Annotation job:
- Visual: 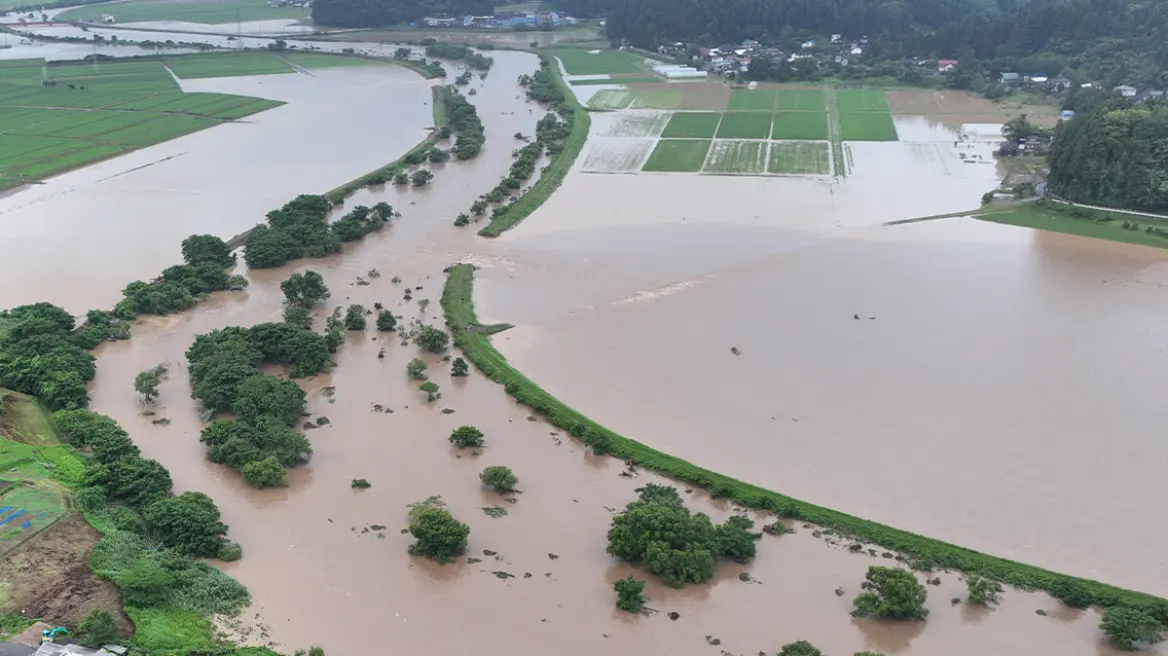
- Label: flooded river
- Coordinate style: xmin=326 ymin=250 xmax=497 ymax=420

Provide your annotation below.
xmin=0 ymin=27 xmax=1164 ymax=655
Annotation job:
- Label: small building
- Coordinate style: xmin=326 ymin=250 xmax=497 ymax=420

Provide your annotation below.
xmin=650 ymin=62 xmax=707 ymax=79
xmin=1028 ymin=75 xmax=1048 ymax=84
xmin=937 ymin=59 xmax=958 ymax=72
xmin=800 ymin=40 xmax=814 ymax=49
xmin=1114 ymin=84 xmax=1137 ymax=98
xmin=830 ymin=34 xmax=842 ymax=43
xmin=1000 ymin=72 xmax=1020 ymax=84
xmin=99 ymin=13 xmax=115 ymax=22
xmin=1060 ymin=110 xmax=1076 ymax=120
xmin=850 ymin=46 xmax=862 ymax=56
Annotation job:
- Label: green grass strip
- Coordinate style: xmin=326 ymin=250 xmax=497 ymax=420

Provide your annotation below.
xmin=569 ymin=77 xmax=660 ymax=86
xmin=442 ymin=262 xmax=1168 ymax=617
xmin=976 ymin=199 xmax=1168 ymax=249
xmin=478 ymin=54 xmax=590 ymax=237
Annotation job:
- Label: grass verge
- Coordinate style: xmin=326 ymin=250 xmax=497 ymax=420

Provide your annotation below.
xmin=442 ymin=263 xmax=1168 ymax=619
xmin=976 ymin=199 xmax=1168 ymax=249
xmin=478 ymin=54 xmax=591 ymax=237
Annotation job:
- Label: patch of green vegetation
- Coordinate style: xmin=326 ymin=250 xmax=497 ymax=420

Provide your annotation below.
xmin=59 ymin=0 xmax=307 ymax=25
xmin=976 ymin=200 xmax=1168 ymax=250
xmin=776 ymin=88 xmax=825 ymax=110
xmin=126 ymin=607 xmax=215 ymax=654
xmin=768 ymin=141 xmax=830 ymax=175
xmin=441 ymin=263 xmax=1168 ymax=623
xmin=703 ymin=140 xmax=767 ymax=174
xmin=835 ymin=89 xmax=890 ymax=112
xmin=838 ymin=112 xmax=898 ymax=141
xmin=279 ymin=52 xmax=380 ymax=69
xmin=544 ymin=47 xmax=646 ymax=75
xmin=586 ymin=87 xmax=683 ymax=110
xmin=727 ymin=89 xmax=775 ymax=111
xmin=770 ymin=111 xmax=828 ymax=140
xmin=165 ymin=52 xmax=294 ymax=80
xmin=715 ymin=111 xmax=773 ymax=139
xmin=641 ymin=139 xmax=711 ymax=172
xmin=569 ymin=76 xmax=660 ymax=86
xmin=660 ymin=111 xmax=720 ymax=138
xmin=0 ymin=613 xmax=36 ymax=639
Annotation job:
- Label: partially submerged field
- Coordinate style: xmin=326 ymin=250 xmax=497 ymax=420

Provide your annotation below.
xmin=58 ymin=0 xmax=307 ymax=24
xmin=0 ymin=53 xmax=372 ymax=190
xmin=977 ymin=200 xmax=1168 ymax=249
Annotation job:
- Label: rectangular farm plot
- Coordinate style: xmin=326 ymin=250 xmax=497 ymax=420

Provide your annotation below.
xmin=771 ymin=111 xmax=828 ymax=140
xmin=580 ymin=138 xmax=655 ymax=172
xmin=768 ymin=141 xmax=830 ymax=175
xmin=776 ymin=89 xmax=825 ymax=110
xmin=661 ymin=112 xmax=720 ymax=138
xmin=836 ymin=89 xmax=890 ymax=112
xmin=642 ymin=139 xmax=712 ymax=172
xmin=715 ymin=112 xmax=773 ymax=139
xmin=838 ymin=112 xmax=899 ymax=141
xmin=727 ymin=89 xmax=775 ymax=111
xmin=545 ymin=48 xmax=646 ymax=75
xmin=703 ymin=140 xmax=768 ymax=174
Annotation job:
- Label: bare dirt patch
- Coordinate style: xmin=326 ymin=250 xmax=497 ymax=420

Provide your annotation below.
xmin=0 ymin=513 xmax=131 ymax=635
xmin=886 ymin=89 xmax=1003 ymax=115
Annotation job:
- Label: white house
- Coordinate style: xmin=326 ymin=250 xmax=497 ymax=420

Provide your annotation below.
xmin=850 ymin=46 xmax=862 ymax=55
xmin=1114 ymin=84 xmax=1137 ymax=97
xmin=800 ymin=40 xmax=814 ymax=49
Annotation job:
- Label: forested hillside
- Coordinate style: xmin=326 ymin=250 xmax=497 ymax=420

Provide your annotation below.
xmin=313 ymin=0 xmax=493 ymax=28
xmin=1048 ymin=99 xmax=1168 ymax=213
xmin=606 ymin=0 xmax=1168 ymax=86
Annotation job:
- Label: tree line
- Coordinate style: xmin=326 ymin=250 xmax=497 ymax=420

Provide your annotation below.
xmin=244 ymin=194 xmax=393 ymax=269
xmin=312 ymin=0 xmax=492 ymax=28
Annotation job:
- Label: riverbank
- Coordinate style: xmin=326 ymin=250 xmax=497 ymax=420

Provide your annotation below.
xmin=478 ymin=53 xmax=590 ymax=237
xmin=442 ymin=262 xmax=1168 ymax=619
xmin=976 ymin=199 xmax=1168 ymax=249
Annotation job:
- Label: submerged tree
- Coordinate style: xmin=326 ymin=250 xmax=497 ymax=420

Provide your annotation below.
xmin=449 ymin=425 xmax=484 ymax=449
xmin=344 ymin=304 xmax=367 ymax=331
xmin=966 ymin=575 xmax=1002 ymax=606
xmin=406 ymin=358 xmax=428 ymax=380
xmin=777 ymin=641 xmax=822 ymax=656
xmin=852 ymin=566 xmax=928 ymax=620
xmin=479 ymin=465 xmax=517 ymax=492
xmin=281 ymin=271 xmax=330 ymax=309
xmin=1100 ymin=607 xmax=1163 ymax=651
xmin=419 ymin=381 xmax=440 ymax=402
xmin=451 ymin=357 xmax=469 ymax=377
xmin=134 ymin=362 xmax=168 ymax=405
xmin=408 ymin=507 xmax=469 ymax=563
xmin=614 ymin=576 xmax=646 ymax=613
xmin=411 ymin=169 xmax=434 ymax=187
xmin=415 ymin=325 xmax=449 ymax=353
xmin=376 ymin=310 xmax=397 ymax=332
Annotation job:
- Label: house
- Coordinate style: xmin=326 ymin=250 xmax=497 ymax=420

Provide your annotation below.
xmin=1000 ymin=72 xmax=1020 ymax=84
xmin=830 ymin=34 xmax=842 ymax=43
xmin=1028 ymin=75 xmax=1048 ymax=84
xmin=1114 ymin=84 xmax=1137 ymax=98
xmin=423 ymin=16 xmax=457 ymax=27
xmin=800 ymin=40 xmax=814 ymax=49
xmin=99 ymin=13 xmax=115 ymax=22
xmin=850 ymin=46 xmax=862 ymax=56
xmin=937 ymin=59 xmax=958 ymax=72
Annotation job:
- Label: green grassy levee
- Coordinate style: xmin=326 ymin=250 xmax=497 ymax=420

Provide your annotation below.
xmin=977 ymin=200 xmax=1168 ymax=249
xmin=441 ymin=263 xmax=1168 ymax=621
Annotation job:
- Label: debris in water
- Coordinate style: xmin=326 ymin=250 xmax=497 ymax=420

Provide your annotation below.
xmin=738 ymin=573 xmax=751 ymax=582
xmin=483 ymin=549 xmax=497 ymax=556
xmin=730 ymin=346 xmax=740 ymax=355
xmin=951 ymin=597 xmax=961 ymax=605
xmin=150 ymin=418 xmax=170 ymax=426
xmin=523 ymin=572 xmax=532 ymax=578
xmin=1035 ymin=609 xmax=1048 ymax=616
xmin=854 ymin=314 xmax=860 ymax=320
xmin=547 ymin=553 xmax=559 ymax=560
xmin=492 ymin=571 xmax=514 ymax=579
xmin=481 ymin=506 xmax=508 ymax=518
xmin=667 ymin=612 xmax=680 ymax=621
xmin=441 ymin=408 xmax=455 ymax=414
xmin=705 ymin=636 xmax=721 ymax=646
xmin=835 ymin=587 xmax=845 ymax=596
xmin=467 ymin=557 xmax=482 ymax=564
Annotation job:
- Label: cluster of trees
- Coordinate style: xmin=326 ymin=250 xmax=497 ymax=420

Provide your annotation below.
xmin=424 ymin=42 xmax=494 ymax=70
xmin=606 ymin=484 xmax=759 ymax=587
xmin=0 ymin=302 xmax=96 ymax=410
xmin=441 ymin=87 xmax=486 ymax=160
xmin=407 ymin=498 xmax=469 ymax=563
xmin=186 ymin=320 xmax=330 ymax=487
xmin=312 ymin=0 xmax=491 ymax=28
xmin=519 ymin=66 xmax=567 ymax=105
xmin=851 ymin=566 xmax=929 ymax=620
xmin=115 ymin=234 xmax=242 ymax=319
xmin=608 ymin=0 xmax=1168 ymax=89
xmin=391 ymin=47 xmax=448 ymax=78
xmin=244 ymin=196 xmax=392 ymax=269
xmin=1048 ymin=98 xmax=1168 ymax=213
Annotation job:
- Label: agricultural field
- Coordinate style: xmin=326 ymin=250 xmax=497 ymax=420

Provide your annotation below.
xmin=838 ymin=112 xmax=899 ymax=141
xmin=580 ymin=138 xmax=656 ymax=172
xmin=642 ymin=139 xmax=711 ymax=172
xmin=587 ymin=87 xmax=683 ymax=110
xmin=569 ymin=77 xmax=660 ymax=86
xmin=727 ymin=88 xmax=775 ymax=111
xmin=58 ymin=0 xmax=308 ymax=24
xmin=660 ymin=111 xmax=720 ymax=138
xmin=597 ymin=112 xmax=669 ymax=138
xmin=544 ymin=47 xmax=648 ymax=75
xmin=165 ymin=52 xmax=295 ymax=79
xmin=768 ymin=141 xmax=831 ymax=175
xmin=771 ymin=111 xmax=828 ymax=140
xmin=776 ymin=88 xmax=825 ymax=110
xmin=836 ymin=89 xmax=890 ymax=112
xmin=0 ymin=55 xmax=295 ymax=189
xmin=281 ymin=52 xmax=380 ymax=69
xmin=702 ymin=140 xmax=768 ymax=174
xmin=715 ymin=111 xmax=773 ymax=139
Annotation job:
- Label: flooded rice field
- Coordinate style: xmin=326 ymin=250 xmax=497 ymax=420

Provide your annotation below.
xmin=0 ymin=31 xmax=1165 ymax=655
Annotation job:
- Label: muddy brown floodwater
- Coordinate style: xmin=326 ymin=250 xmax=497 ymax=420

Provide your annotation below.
xmin=1 ymin=39 xmax=1163 ymax=655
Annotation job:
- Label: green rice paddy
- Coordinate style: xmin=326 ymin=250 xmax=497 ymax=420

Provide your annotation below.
xmin=776 ymin=88 xmax=825 ymax=110
xmin=771 ymin=111 xmax=828 ymax=140
xmin=641 ymin=139 xmax=711 ymax=172
xmin=545 ymin=48 xmax=648 ymax=75
xmin=838 ymin=112 xmax=899 ymax=141
xmin=569 ymin=76 xmax=661 ymax=86
xmin=727 ymin=89 xmax=775 ymax=111
xmin=660 ymin=111 xmax=720 ymax=138
xmin=58 ymin=0 xmax=307 ymax=25
xmin=768 ymin=141 xmax=831 ymax=175
xmin=0 ymin=54 xmax=312 ymax=189
xmin=281 ymin=52 xmax=381 ymax=69
xmin=835 ymin=88 xmax=890 ymax=112
xmin=715 ymin=111 xmax=773 ymax=139
xmin=703 ymin=140 xmax=767 ymax=174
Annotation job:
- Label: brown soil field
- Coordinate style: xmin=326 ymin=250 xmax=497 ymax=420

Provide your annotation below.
xmin=635 ymin=81 xmax=730 ymax=110
xmin=886 ymin=89 xmax=1060 ymax=127
xmin=0 ymin=513 xmax=131 ymax=636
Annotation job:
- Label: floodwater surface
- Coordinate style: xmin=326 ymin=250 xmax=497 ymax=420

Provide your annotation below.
xmin=0 ymin=31 xmax=1163 ymax=656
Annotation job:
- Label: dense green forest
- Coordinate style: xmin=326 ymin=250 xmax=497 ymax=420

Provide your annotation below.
xmin=1048 ymin=96 xmax=1168 ymax=213
xmin=607 ymin=0 xmax=1168 ymax=87
xmin=312 ymin=0 xmax=492 ymax=28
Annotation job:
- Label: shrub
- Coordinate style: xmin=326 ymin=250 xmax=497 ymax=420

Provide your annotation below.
xmin=415 ymin=325 xmax=449 ymax=353
xmin=852 ymin=566 xmax=928 ymax=620
xmin=480 ymin=466 xmax=517 ymax=492
xmin=376 ymin=310 xmax=397 ymax=332
xmin=77 ymin=609 xmax=118 ymax=647
xmin=242 ymin=456 xmax=286 ymax=488
xmin=1100 ymin=607 xmax=1163 ymax=651
xmin=451 ymin=357 xmax=469 ymax=376
xmin=344 ymin=304 xmax=367 ymax=330
xmin=449 ymin=425 xmax=485 ymax=448
xmin=614 ymin=576 xmax=645 ymax=613
xmin=394 ymin=171 xmax=409 ymax=185
xmin=1051 ymin=578 xmax=1094 ymax=609
xmin=218 ymin=541 xmax=243 ymax=562
xmin=966 ymin=575 xmax=1002 ymax=606
xmin=406 ymin=358 xmax=428 ymax=380
xmin=281 ymin=271 xmax=330 ymax=308
xmin=419 ymin=381 xmax=440 ymax=402
xmin=352 ymin=478 xmax=371 ymax=489
xmin=778 ymin=641 xmax=822 ymax=656
xmin=408 ymin=507 xmax=469 ymax=563
xmin=411 ymin=169 xmax=434 ymax=186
